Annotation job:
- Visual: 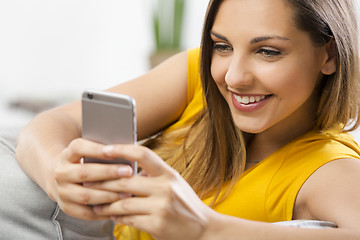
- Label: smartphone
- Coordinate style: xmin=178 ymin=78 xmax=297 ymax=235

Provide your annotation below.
xmin=81 ymin=89 xmax=137 ymax=173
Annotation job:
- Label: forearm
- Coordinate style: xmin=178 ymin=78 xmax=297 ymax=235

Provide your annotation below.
xmin=202 ymin=212 xmax=360 ymax=240
xmin=16 ymin=104 xmax=81 ymax=200
xmin=16 ymin=51 xmax=189 ymax=201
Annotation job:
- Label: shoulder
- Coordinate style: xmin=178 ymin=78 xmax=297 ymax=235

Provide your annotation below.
xmin=273 ymin=128 xmax=360 ymax=222
xmin=162 ymin=48 xmax=204 ymax=133
xmin=275 ymin=129 xmax=360 ymax=182
xmin=295 ymin=158 xmax=360 ymax=228
xmin=286 ymin=128 xmax=360 ymax=165
xmin=186 ymin=48 xmax=202 ymax=98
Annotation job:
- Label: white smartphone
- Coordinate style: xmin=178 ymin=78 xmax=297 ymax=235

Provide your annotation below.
xmin=81 ymin=89 xmax=137 ymax=173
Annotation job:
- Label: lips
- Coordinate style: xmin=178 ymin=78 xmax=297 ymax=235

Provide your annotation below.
xmin=231 ymin=93 xmax=272 ymax=112
xmin=233 ymin=95 xmax=266 ymax=104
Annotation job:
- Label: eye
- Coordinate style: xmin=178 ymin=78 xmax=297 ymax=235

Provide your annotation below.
xmin=213 ymin=43 xmax=233 ymax=55
xmin=256 ymin=48 xmax=282 ymax=59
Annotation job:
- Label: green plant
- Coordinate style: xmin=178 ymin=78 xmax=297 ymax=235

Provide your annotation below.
xmin=153 ymin=0 xmax=185 ymax=51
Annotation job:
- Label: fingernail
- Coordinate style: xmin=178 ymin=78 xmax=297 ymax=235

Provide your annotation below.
xmin=118 ymin=192 xmax=132 ymax=199
xmin=93 ymin=205 xmax=102 ymax=213
xmin=103 ymin=145 xmax=114 ymax=156
xmin=117 ymin=166 xmax=132 ymax=176
xmin=82 ymin=182 xmax=93 ymax=187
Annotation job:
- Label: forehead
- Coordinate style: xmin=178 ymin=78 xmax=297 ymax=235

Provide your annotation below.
xmin=213 ymin=0 xmax=298 ymax=39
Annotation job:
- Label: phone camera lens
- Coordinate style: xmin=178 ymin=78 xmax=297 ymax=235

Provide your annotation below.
xmin=87 ymin=93 xmax=93 ymax=99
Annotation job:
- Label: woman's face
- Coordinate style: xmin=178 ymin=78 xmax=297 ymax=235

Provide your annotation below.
xmin=210 ymin=0 xmax=331 ymax=135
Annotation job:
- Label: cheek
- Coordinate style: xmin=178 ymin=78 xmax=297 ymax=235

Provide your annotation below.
xmin=262 ymin=62 xmax=318 ymax=98
xmin=210 ymin=56 xmax=229 ymax=85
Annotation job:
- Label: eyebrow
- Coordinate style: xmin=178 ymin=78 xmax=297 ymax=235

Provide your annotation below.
xmin=250 ymin=36 xmax=290 ymax=44
xmin=210 ymin=31 xmax=229 ymax=42
xmin=210 ymin=31 xmax=290 ymax=44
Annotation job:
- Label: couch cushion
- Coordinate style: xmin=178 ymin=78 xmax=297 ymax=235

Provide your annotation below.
xmin=0 ymin=128 xmax=115 ymax=239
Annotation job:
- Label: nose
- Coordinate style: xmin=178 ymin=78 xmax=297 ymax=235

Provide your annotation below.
xmin=225 ymin=54 xmax=254 ymax=88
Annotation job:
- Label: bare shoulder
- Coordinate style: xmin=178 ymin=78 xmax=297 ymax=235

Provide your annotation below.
xmin=294 ymin=158 xmax=360 ymax=229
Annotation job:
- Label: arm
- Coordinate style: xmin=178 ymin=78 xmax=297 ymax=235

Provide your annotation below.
xmin=202 ymin=215 xmax=359 ymax=240
xmin=16 ymin=50 xmax=189 ymax=202
xmin=90 ymin=144 xmax=360 ymax=239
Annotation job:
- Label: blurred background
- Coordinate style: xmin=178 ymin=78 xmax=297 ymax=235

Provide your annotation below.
xmin=0 ymin=0 xmax=360 ymax=141
xmin=0 ymin=0 xmax=208 ymax=128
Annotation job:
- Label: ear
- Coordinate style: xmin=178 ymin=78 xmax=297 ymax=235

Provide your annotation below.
xmin=321 ymin=38 xmax=337 ymax=75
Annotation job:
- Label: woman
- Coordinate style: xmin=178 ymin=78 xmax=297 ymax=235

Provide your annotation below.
xmin=17 ymin=0 xmax=360 ymax=239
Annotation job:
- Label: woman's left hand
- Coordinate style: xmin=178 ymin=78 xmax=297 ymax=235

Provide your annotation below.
xmin=87 ymin=144 xmax=211 ymax=240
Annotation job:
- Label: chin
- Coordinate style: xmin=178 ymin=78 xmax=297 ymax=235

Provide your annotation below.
xmin=231 ymin=115 xmax=269 ymax=134
xmin=234 ymin=123 xmax=268 ymax=134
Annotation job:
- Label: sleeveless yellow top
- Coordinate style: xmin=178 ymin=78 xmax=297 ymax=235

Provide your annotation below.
xmin=114 ymin=48 xmax=360 ymax=239
xmin=163 ymin=48 xmax=204 ymax=133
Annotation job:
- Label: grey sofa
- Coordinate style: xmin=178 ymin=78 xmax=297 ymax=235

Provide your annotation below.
xmin=0 ymin=128 xmax=115 ymax=240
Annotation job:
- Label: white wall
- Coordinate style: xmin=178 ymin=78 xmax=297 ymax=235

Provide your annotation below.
xmin=0 ymin=0 xmax=360 ymax=135
xmin=0 ymin=0 xmax=208 ymax=100
xmin=0 ymin=0 xmax=208 ymax=127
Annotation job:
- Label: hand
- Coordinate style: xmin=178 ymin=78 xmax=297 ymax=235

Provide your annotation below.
xmin=53 ymin=138 xmax=134 ymax=220
xmin=88 ymin=144 xmax=212 ymax=240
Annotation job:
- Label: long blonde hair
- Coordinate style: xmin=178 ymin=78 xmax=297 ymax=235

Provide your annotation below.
xmin=147 ymin=0 xmax=360 ymax=205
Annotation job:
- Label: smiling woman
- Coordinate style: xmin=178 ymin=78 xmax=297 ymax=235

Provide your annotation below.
xmin=14 ymin=0 xmax=360 ymax=239
xmin=111 ymin=0 xmax=360 ymax=238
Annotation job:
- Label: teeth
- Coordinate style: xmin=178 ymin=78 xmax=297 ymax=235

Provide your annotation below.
xmin=234 ymin=95 xmax=266 ymax=104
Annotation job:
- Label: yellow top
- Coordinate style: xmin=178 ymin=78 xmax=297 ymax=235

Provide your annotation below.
xmin=202 ymin=125 xmax=360 ymax=222
xmin=114 ymin=48 xmax=360 ymax=239
xmin=163 ymin=48 xmax=204 ymax=132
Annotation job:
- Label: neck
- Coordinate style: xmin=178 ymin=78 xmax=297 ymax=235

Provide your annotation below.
xmin=246 ymin=124 xmax=314 ymax=164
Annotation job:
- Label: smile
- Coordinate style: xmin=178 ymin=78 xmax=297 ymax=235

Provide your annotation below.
xmin=233 ymin=95 xmax=266 ymax=104
xmin=231 ymin=93 xmax=272 ymax=112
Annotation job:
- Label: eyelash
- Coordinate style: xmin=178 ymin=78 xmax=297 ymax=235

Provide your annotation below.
xmin=213 ymin=42 xmax=282 ymax=59
xmin=213 ymin=43 xmax=233 ymax=54
xmin=256 ymin=48 xmax=282 ymax=58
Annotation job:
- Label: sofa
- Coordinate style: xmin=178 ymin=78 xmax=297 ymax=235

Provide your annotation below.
xmin=0 ymin=127 xmax=115 ymax=239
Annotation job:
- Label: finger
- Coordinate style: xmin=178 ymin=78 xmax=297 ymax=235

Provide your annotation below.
xmin=63 ymin=138 xmax=113 ymax=164
xmin=58 ymin=200 xmax=108 ymax=221
xmin=55 ymin=161 xmax=133 ymax=183
xmin=103 ymin=144 xmax=172 ymax=177
xmin=58 ymin=182 xmax=122 ymax=205
xmin=138 ymin=170 xmax=148 ymax=176
xmin=94 ymin=196 xmax=154 ymax=216
xmin=83 ymin=175 xmax=157 ymax=196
